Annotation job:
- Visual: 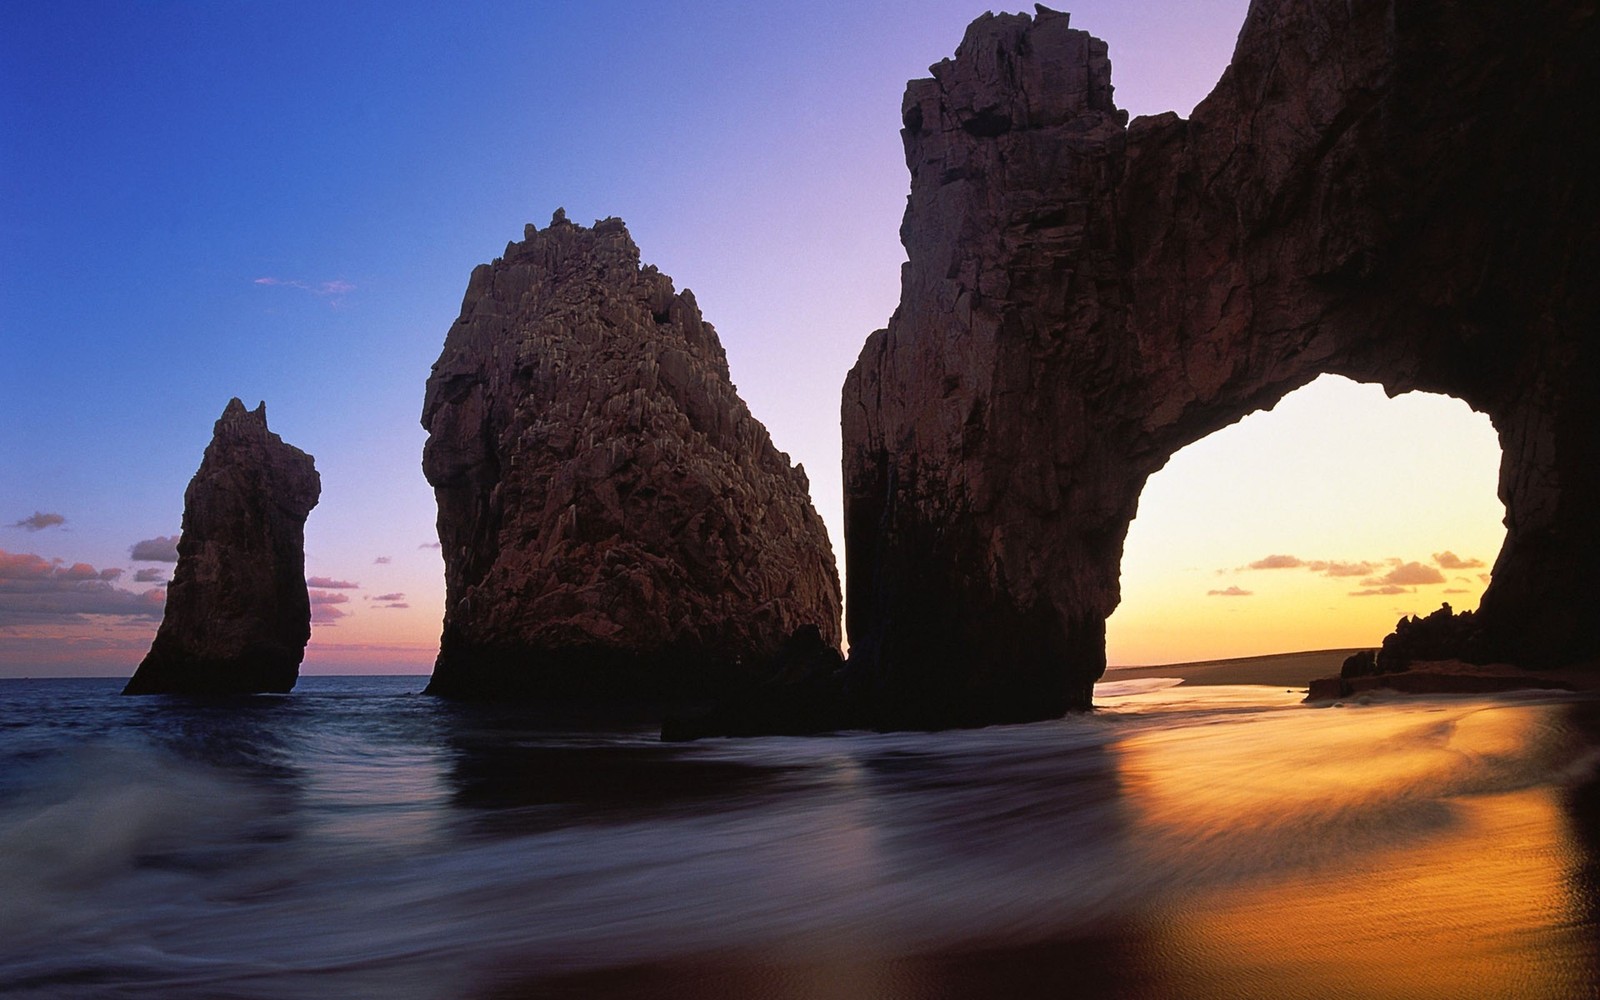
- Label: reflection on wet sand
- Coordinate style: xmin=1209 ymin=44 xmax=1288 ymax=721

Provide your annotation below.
xmin=496 ymin=695 xmax=1600 ymax=1000
xmin=4 ymin=678 xmax=1595 ymax=999
xmin=1160 ymin=790 xmax=1598 ymax=999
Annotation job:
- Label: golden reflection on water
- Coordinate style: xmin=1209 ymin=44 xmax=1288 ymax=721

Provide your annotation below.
xmin=1113 ymin=699 xmax=1597 ymax=999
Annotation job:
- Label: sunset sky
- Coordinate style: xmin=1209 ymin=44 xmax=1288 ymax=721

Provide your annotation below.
xmin=1 ymin=1 xmax=1507 ymax=678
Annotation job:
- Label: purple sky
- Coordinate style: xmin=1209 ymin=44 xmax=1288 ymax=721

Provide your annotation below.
xmin=5 ymin=2 xmax=1504 ymax=676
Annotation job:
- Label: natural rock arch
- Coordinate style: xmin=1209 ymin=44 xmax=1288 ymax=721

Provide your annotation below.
xmin=842 ymin=2 xmax=1598 ymax=728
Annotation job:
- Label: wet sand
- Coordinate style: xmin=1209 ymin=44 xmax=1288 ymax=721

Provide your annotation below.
xmin=484 ymin=690 xmax=1600 ymax=1000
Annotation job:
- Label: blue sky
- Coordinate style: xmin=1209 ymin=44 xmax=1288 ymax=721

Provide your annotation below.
xmin=3 ymin=2 xmax=1506 ymax=675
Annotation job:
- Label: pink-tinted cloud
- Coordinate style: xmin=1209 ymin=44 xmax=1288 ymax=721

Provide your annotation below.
xmin=1433 ymin=551 xmax=1486 ymax=570
xmin=1309 ymin=560 xmax=1382 ymax=578
xmin=1236 ymin=555 xmax=1384 ymax=578
xmin=370 ymin=592 xmax=405 ymax=602
xmin=130 ymin=535 xmax=180 ymax=562
xmin=307 ymin=576 xmax=359 ymax=589
xmin=0 ymin=551 xmax=56 ymax=580
xmin=419 ymin=542 xmax=440 ymax=550
xmin=1349 ymin=584 xmax=1412 ymax=597
xmin=309 ymin=589 xmax=349 ymax=624
xmin=374 ymin=555 xmax=392 ymax=564
xmin=1248 ymin=554 xmax=1304 ymax=570
xmin=1361 ymin=562 xmax=1447 ymax=587
xmin=1207 ymin=586 xmax=1253 ymax=597
xmin=0 ymin=548 xmax=166 ymax=624
xmin=11 ymin=511 xmax=65 ymax=532
xmin=133 ymin=567 xmax=166 ymax=583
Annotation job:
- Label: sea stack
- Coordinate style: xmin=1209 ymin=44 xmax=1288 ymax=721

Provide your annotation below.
xmin=124 ymin=399 xmax=321 ymax=695
xmin=421 ymin=211 xmax=842 ymax=702
xmin=843 ymin=2 xmax=1598 ymax=727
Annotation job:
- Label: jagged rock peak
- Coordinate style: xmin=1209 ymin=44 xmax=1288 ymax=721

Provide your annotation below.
xmin=908 ymin=4 xmax=1123 ymax=140
xmin=422 ymin=214 xmax=842 ymax=703
xmin=124 ymin=398 xmax=321 ymax=695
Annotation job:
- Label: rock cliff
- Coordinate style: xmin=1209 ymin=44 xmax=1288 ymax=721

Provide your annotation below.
xmin=124 ymin=399 xmax=321 ymax=695
xmin=843 ymin=2 xmax=1599 ymax=727
xmin=422 ymin=211 xmax=842 ymax=702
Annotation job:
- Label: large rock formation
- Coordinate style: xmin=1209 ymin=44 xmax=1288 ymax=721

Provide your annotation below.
xmin=843 ymin=2 xmax=1599 ymax=727
xmin=422 ymin=211 xmax=842 ymax=702
xmin=124 ymin=399 xmax=321 ymax=695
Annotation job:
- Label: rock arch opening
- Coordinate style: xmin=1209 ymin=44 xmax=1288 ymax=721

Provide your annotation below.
xmin=841 ymin=2 xmax=1596 ymax=728
xmin=1106 ymin=375 xmax=1506 ymax=668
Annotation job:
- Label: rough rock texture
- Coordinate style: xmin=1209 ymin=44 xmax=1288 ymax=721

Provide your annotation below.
xmin=422 ymin=211 xmax=842 ymax=702
xmin=843 ymin=2 xmax=1599 ymax=727
xmin=124 ymin=399 xmax=321 ymax=695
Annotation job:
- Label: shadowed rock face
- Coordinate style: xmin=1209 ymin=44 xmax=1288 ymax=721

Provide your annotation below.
xmin=124 ymin=399 xmax=320 ymax=695
xmin=422 ymin=212 xmax=842 ymax=702
xmin=843 ymin=2 xmax=1599 ymax=727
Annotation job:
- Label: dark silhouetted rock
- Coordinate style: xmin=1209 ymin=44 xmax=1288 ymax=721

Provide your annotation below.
xmin=661 ymin=625 xmax=856 ymax=741
xmin=124 ymin=399 xmax=320 ymax=695
xmin=1376 ymin=603 xmax=1486 ymax=673
xmin=1306 ymin=677 xmax=1348 ymax=703
xmin=843 ymin=2 xmax=1599 ymax=728
xmin=422 ymin=212 xmax=842 ymax=704
xmin=1340 ymin=650 xmax=1381 ymax=680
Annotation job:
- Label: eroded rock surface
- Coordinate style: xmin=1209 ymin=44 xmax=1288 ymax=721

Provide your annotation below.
xmin=124 ymin=399 xmax=320 ymax=695
xmin=844 ymin=2 xmax=1599 ymax=727
xmin=422 ymin=212 xmax=842 ymax=702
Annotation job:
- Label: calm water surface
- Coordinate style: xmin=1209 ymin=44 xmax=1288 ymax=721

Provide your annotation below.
xmin=1 ymin=675 xmax=1596 ymax=998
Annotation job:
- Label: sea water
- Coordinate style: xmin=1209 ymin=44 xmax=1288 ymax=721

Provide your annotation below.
xmin=1 ymin=675 xmax=1596 ymax=998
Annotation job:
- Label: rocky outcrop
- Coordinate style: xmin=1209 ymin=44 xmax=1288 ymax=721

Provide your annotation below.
xmin=124 ymin=399 xmax=320 ymax=695
xmin=1376 ymin=603 xmax=1488 ymax=673
xmin=843 ymin=2 xmax=1599 ymax=727
xmin=422 ymin=211 xmax=842 ymax=702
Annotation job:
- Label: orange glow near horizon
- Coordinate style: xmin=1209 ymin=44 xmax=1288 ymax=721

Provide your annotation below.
xmin=1107 ymin=375 xmax=1506 ymax=666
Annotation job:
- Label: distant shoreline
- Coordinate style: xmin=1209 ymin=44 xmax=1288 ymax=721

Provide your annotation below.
xmin=1103 ymin=649 xmax=1365 ymax=689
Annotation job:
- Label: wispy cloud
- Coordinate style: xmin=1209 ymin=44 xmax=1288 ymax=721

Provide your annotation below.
xmin=1247 ymin=554 xmax=1303 ymax=570
xmin=254 ymin=276 xmax=355 ymax=305
xmin=309 ymin=589 xmax=350 ymax=623
xmin=133 ymin=567 xmax=166 ymax=583
xmin=374 ymin=556 xmax=392 ymax=564
xmin=1235 ymin=554 xmax=1381 ymax=577
xmin=1433 ymin=551 xmax=1486 ymax=570
xmin=306 ymin=576 xmax=359 ymax=590
xmin=1234 ymin=553 xmax=1456 ymax=588
xmin=419 ymin=542 xmax=441 ymax=550
xmin=0 ymin=548 xmax=165 ymax=624
xmin=370 ymin=592 xmax=405 ymax=602
xmin=1349 ymin=584 xmax=1413 ymax=597
xmin=1361 ymin=561 xmax=1446 ymax=587
xmin=1207 ymin=585 xmax=1253 ymax=597
xmin=1308 ymin=560 xmax=1381 ymax=578
xmin=130 ymin=535 xmax=180 ymax=562
xmin=10 ymin=512 xmax=65 ymax=532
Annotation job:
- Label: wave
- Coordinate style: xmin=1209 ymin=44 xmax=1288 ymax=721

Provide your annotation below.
xmin=0 ymin=686 xmax=1595 ymax=998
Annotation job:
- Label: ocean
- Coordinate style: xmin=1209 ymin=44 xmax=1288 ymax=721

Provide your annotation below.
xmin=1 ymin=674 xmax=1597 ymax=999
